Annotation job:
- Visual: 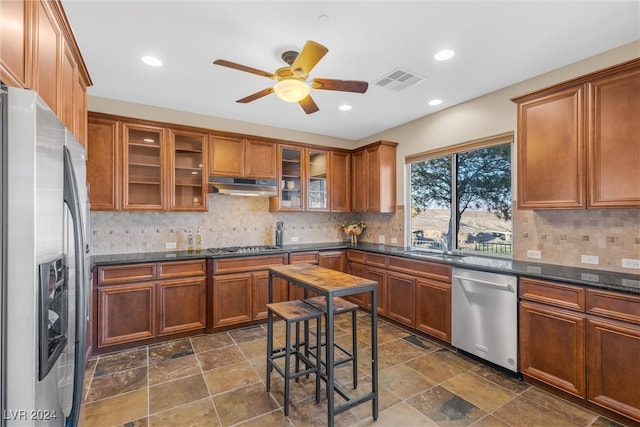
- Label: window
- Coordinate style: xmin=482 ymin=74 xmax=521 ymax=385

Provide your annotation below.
xmin=407 ymin=134 xmax=513 ymax=256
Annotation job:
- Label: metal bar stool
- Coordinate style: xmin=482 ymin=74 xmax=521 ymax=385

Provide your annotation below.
xmin=266 ymin=300 xmax=323 ymax=416
xmin=303 ymin=296 xmax=359 ymax=389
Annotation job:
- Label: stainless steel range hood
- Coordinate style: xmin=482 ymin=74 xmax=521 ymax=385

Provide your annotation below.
xmin=208 ymin=176 xmax=278 ymax=197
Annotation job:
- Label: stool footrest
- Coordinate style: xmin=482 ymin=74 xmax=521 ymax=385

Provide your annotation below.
xmin=303 ymin=296 xmax=358 ymax=314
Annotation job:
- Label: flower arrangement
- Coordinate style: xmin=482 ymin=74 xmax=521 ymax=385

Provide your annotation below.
xmin=341 ymin=218 xmax=366 ymax=245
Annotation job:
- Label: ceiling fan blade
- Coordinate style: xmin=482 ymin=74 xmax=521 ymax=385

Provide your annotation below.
xmin=236 ymin=88 xmax=274 ymax=103
xmin=213 ymin=59 xmax=276 ymax=79
xmin=299 ymin=95 xmax=319 ymax=114
xmin=290 ymin=41 xmax=328 ymax=78
xmin=312 ymin=78 xmax=368 ymax=93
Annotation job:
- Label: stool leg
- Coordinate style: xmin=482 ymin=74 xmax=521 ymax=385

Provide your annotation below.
xmin=284 ymin=320 xmax=291 ymax=416
xmin=315 ymin=315 xmax=321 ymax=404
xmin=266 ymin=310 xmax=274 ymax=392
xmin=295 ymin=320 xmax=300 ymax=382
xmin=351 ymin=310 xmax=358 ymax=389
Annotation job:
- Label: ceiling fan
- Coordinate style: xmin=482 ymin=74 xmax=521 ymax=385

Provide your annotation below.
xmin=213 ymin=40 xmax=368 ymax=114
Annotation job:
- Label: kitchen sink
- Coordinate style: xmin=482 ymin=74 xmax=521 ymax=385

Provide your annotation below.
xmin=402 ymin=250 xmax=467 ymax=259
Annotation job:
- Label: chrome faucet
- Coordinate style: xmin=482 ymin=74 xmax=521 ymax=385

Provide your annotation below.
xmin=436 ymin=237 xmax=448 ymax=254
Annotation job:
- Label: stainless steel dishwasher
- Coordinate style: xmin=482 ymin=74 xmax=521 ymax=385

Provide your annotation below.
xmin=452 ymin=267 xmax=518 ymax=373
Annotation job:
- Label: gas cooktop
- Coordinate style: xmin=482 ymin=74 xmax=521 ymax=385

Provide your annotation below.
xmin=206 ymin=245 xmax=283 ymax=255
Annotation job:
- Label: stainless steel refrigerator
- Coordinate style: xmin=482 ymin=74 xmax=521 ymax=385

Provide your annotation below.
xmin=0 ymin=85 xmax=89 ymax=427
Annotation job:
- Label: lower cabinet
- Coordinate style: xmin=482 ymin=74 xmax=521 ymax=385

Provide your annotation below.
xmin=212 ymin=270 xmax=290 ymax=326
xmin=211 ymin=254 xmax=288 ymax=329
xmin=345 ymin=250 xmax=388 ymax=313
xmin=386 ymin=271 xmax=415 ymax=327
xmin=318 ymin=250 xmax=346 ymax=272
xmin=346 ymin=250 xmax=452 ymax=342
xmin=415 ymin=277 xmax=451 ymax=342
xmin=519 ymin=277 xmax=640 ymax=424
xmin=365 ymin=266 xmax=387 ymax=315
xmin=520 ymin=300 xmax=586 ymax=398
xmin=157 ymin=277 xmax=206 ymax=335
xmin=96 ymin=260 xmax=207 ymax=349
xmin=253 ymin=271 xmax=289 ymax=320
xmin=345 ymin=262 xmax=370 ymax=307
xmin=586 ymin=317 xmax=640 ymax=421
xmin=211 ymin=250 xmax=345 ymax=328
xmin=212 ymin=272 xmax=253 ymax=328
xmin=98 ymin=282 xmax=156 ymax=347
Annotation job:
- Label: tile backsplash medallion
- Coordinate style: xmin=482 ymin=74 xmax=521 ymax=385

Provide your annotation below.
xmin=513 ymin=208 xmax=640 ymax=273
xmin=90 ymin=194 xmax=404 ymax=255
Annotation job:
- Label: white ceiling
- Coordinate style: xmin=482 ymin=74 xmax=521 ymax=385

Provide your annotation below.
xmin=62 ymin=1 xmax=639 ymax=141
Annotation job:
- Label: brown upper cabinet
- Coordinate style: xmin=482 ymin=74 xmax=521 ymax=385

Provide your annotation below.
xmin=270 ymin=145 xmax=352 ymax=212
xmin=87 ymin=113 xmax=208 ymax=212
xmin=587 ymin=65 xmax=640 ymax=207
xmin=87 ymin=113 xmax=391 ymax=214
xmin=351 ymin=140 xmax=398 ymax=213
xmin=513 ymin=59 xmax=640 ymax=209
xmin=0 ymin=0 xmax=91 ymax=146
xmin=122 ymin=122 xmax=167 ymax=210
xmin=87 ymin=115 xmax=120 ymax=211
xmin=307 ymin=148 xmax=329 ymax=211
xmin=169 ymin=129 xmax=208 ymax=211
xmin=272 ymin=144 xmax=305 ymax=211
xmin=208 ymin=136 xmax=277 ymax=179
xmin=329 ymin=151 xmax=351 ymax=212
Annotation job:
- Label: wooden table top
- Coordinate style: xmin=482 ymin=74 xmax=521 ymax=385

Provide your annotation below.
xmin=269 ymin=263 xmax=377 ymax=293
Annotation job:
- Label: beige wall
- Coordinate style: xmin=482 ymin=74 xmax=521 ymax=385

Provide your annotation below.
xmin=89 ymin=41 xmax=640 ymax=273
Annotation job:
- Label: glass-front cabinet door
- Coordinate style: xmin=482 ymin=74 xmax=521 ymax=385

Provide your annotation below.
xmin=170 ymin=130 xmax=207 ymax=211
xmin=307 ymin=149 xmax=328 ymax=211
xmin=123 ymin=123 xmax=166 ymax=210
xmin=277 ymin=145 xmax=304 ymax=211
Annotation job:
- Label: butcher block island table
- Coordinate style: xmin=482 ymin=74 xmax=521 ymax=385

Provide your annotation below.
xmin=268 ymin=263 xmax=379 ymax=427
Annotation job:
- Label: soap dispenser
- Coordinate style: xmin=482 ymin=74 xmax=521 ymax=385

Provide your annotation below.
xmin=275 ymin=221 xmax=284 ymax=247
xmin=196 ymin=227 xmax=202 ymax=252
xmin=187 ymin=227 xmax=194 ymax=252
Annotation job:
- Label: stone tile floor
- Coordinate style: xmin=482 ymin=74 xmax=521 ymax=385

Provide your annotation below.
xmin=79 ymin=311 xmax=627 ymax=426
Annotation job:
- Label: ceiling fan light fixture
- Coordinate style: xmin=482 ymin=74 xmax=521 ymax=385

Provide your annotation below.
xmin=274 ymin=78 xmax=310 ymax=102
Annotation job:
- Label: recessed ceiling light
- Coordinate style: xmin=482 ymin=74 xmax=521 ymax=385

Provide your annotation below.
xmin=141 ymin=56 xmax=162 ymax=67
xmin=428 ymin=99 xmax=443 ymax=106
xmin=318 ymin=14 xmax=330 ymax=21
xmin=434 ymin=49 xmax=455 ymax=61
xmin=339 ymin=104 xmax=352 ymax=111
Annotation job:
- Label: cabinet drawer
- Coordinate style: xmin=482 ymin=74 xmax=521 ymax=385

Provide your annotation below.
xmin=98 ymin=263 xmax=156 ymax=285
xmin=157 ymin=259 xmax=206 ymax=279
xmin=520 ymin=277 xmax=585 ymax=311
xmin=387 ymin=256 xmax=451 ymax=282
xmin=347 ymin=249 xmax=366 ymax=263
xmin=213 ymin=254 xmax=287 ymax=274
xmin=290 ymin=252 xmax=319 ymax=264
xmin=365 ymin=253 xmax=387 ymax=267
xmin=586 ymin=289 xmax=640 ymax=324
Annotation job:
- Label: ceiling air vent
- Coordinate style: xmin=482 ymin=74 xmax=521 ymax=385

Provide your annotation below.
xmin=375 ymin=68 xmax=425 ymax=92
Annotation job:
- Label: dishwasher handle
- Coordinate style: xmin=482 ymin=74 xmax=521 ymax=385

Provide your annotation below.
xmin=453 ymin=274 xmax=515 ymax=292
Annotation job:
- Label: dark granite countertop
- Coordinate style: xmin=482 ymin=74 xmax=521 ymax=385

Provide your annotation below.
xmin=91 ymin=241 xmax=640 ymax=295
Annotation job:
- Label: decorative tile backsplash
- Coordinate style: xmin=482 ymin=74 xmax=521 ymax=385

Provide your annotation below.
xmin=89 ymin=194 xmax=405 ymax=255
xmin=513 ymin=208 xmax=640 ymax=273
xmin=90 ymin=194 xmax=638 ymax=274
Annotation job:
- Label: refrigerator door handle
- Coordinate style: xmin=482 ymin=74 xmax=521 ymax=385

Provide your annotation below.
xmin=62 ymin=146 xmax=86 ymax=427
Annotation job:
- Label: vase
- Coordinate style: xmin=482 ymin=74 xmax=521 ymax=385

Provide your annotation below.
xmin=351 ymin=232 xmax=357 ymax=246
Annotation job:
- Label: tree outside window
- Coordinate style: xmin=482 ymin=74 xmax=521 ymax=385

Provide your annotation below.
xmin=410 ymin=143 xmax=512 ymax=256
